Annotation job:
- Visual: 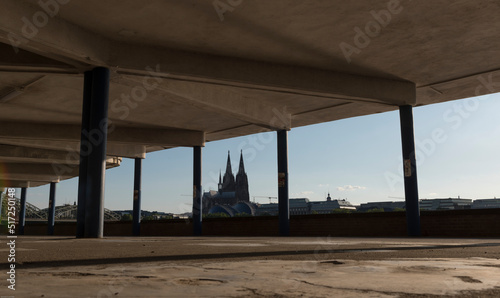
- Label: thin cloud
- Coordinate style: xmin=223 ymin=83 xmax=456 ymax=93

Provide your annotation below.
xmin=292 ymin=191 xmax=314 ymax=197
xmin=318 ymin=184 xmax=330 ymax=188
xmin=337 ymin=185 xmax=366 ymax=192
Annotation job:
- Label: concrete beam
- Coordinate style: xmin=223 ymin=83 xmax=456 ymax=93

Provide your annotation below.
xmin=3 ymin=174 xmax=60 ymax=182
xmin=205 ymin=124 xmax=269 ymax=142
xmin=0 ymin=122 xmax=79 ymax=142
xmin=107 ymin=144 xmax=146 ymax=159
xmin=0 ymin=180 xmax=33 ymax=188
xmin=2 ymin=162 xmax=79 ymax=178
xmin=0 ymin=42 xmax=79 ymax=73
xmin=0 ymin=1 xmax=108 ymax=68
xmin=0 ymin=139 xmax=79 ymax=151
xmin=0 ymin=0 xmax=415 ymax=106
xmin=112 ymin=44 xmax=416 ymax=106
xmin=291 ymin=102 xmax=396 ymax=128
xmin=0 ymin=157 xmax=120 ymax=181
xmin=0 ymin=139 xmax=146 ymax=158
xmin=0 ymin=122 xmax=205 ymax=147
xmin=0 ymin=64 xmax=78 ymax=74
xmin=0 ymin=1 xmax=415 ymax=105
xmin=0 ymin=180 xmax=51 ymax=188
xmin=0 ymin=144 xmax=79 ymax=165
xmin=109 ymin=127 xmax=205 ymax=147
xmin=0 ymin=177 xmax=57 ymax=183
xmin=113 ymin=76 xmax=292 ymax=130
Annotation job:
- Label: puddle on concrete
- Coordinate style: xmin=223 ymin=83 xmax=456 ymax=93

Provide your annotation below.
xmin=455 ymin=276 xmax=483 ymax=283
xmin=320 ymin=260 xmax=344 ymax=265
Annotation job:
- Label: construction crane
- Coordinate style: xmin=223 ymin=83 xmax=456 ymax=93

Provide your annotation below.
xmin=252 ymin=196 xmax=278 ymax=203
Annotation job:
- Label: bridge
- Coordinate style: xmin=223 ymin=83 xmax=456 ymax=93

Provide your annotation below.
xmin=1 ymin=196 xmax=120 ymax=221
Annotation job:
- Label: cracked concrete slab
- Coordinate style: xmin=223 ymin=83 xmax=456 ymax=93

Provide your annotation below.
xmin=13 ymin=258 xmax=500 ymax=297
xmin=2 ymin=237 xmax=500 ymax=297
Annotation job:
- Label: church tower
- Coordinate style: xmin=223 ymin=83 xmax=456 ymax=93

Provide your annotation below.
xmin=235 ymin=150 xmax=250 ymax=202
xmin=218 ymin=170 xmax=222 ymax=192
xmin=221 ymin=151 xmax=236 ymax=192
xmin=203 ymin=151 xmax=250 ymax=213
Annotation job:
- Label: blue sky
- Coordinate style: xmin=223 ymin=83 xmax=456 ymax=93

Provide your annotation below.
xmin=19 ymin=93 xmax=500 ymax=213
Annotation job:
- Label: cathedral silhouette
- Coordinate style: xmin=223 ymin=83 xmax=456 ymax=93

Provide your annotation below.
xmin=202 ymin=151 xmax=250 ymax=213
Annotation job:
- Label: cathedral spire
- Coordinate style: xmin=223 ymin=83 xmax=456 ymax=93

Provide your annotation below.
xmin=235 ymin=150 xmax=250 ymax=202
xmin=238 ymin=150 xmax=245 ymax=174
xmin=222 ymin=151 xmax=236 ymax=192
xmin=218 ymin=169 xmax=222 ymax=192
xmin=225 ymin=150 xmax=232 ymax=176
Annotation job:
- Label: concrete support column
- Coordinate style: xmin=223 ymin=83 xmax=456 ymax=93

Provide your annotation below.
xmin=399 ymin=105 xmax=421 ymax=236
xmin=47 ymin=182 xmax=56 ymax=235
xmin=84 ymin=67 xmax=110 ymax=238
xmin=76 ymin=71 xmax=92 ymax=238
xmin=132 ymin=158 xmax=142 ymax=236
xmin=19 ymin=187 xmax=27 ymax=235
xmin=193 ymin=146 xmax=202 ymax=236
xmin=277 ymin=130 xmax=290 ymax=236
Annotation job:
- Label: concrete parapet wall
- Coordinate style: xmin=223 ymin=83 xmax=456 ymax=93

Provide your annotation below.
xmin=290 ymin=212 xmax=407 ymax=237
xmin=141 ymin=219 xmax=192 ymax=236
xmin=203 ymin=216 xmax=279 ymax=236
xmin=21 ymin=221 xmax=76 ymax=236
xmin=420 ymin=209 xmax=500 ymax=237
xmin=6 ymin=209 xmax=500 ymax=237
xmin=105 ymin=221 xmax=133 ymax=236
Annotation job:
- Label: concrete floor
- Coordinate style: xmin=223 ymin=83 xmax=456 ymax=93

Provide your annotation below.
xmin=2 ymin=236 xmax=500 ymax=297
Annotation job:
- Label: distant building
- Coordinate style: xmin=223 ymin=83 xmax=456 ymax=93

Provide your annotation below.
xmin=358 ymin=198 xmax=474 ymax=212
xmin=142 ymin=210 xmax=172 ymax=219
xmin=471 ymin=198 xmax=500 ymax=209
xmin=420 ymin=198 xmax=472 ymax=210
xmin=233 ymin=201 xmax=257 ymax=216
xmin=358 ymin=201 xmax=405 ymax=212
xmin=290 ymin=198 xmax=310 ymax=215
xmin=254 ymin=203 xmax=278 ymax=216
xmin=254 ymin=194 xmax=356 ymax=216
xmin=310 ymin=194 xmax=357 ymax=214
xmin=254 ymin=198 xmax=311 ymax=216
xmin=207 ymin=201 xmax=259 ymax=217
xmin=203 ymin=151 xmax=250 ymax=213
xmin=208 ymin=204 xmax=239 ymax=217
xmin=114 ymin=210 xmax=172 ymax=220
xmin=114 ymin=210 xmax=133 ymax=216
xmin=173 ymin=212 xmax=191 ymax=219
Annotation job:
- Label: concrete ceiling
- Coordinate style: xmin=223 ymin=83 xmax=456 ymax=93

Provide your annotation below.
xmin=0 ymin=0 xmax=499 ymax=187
